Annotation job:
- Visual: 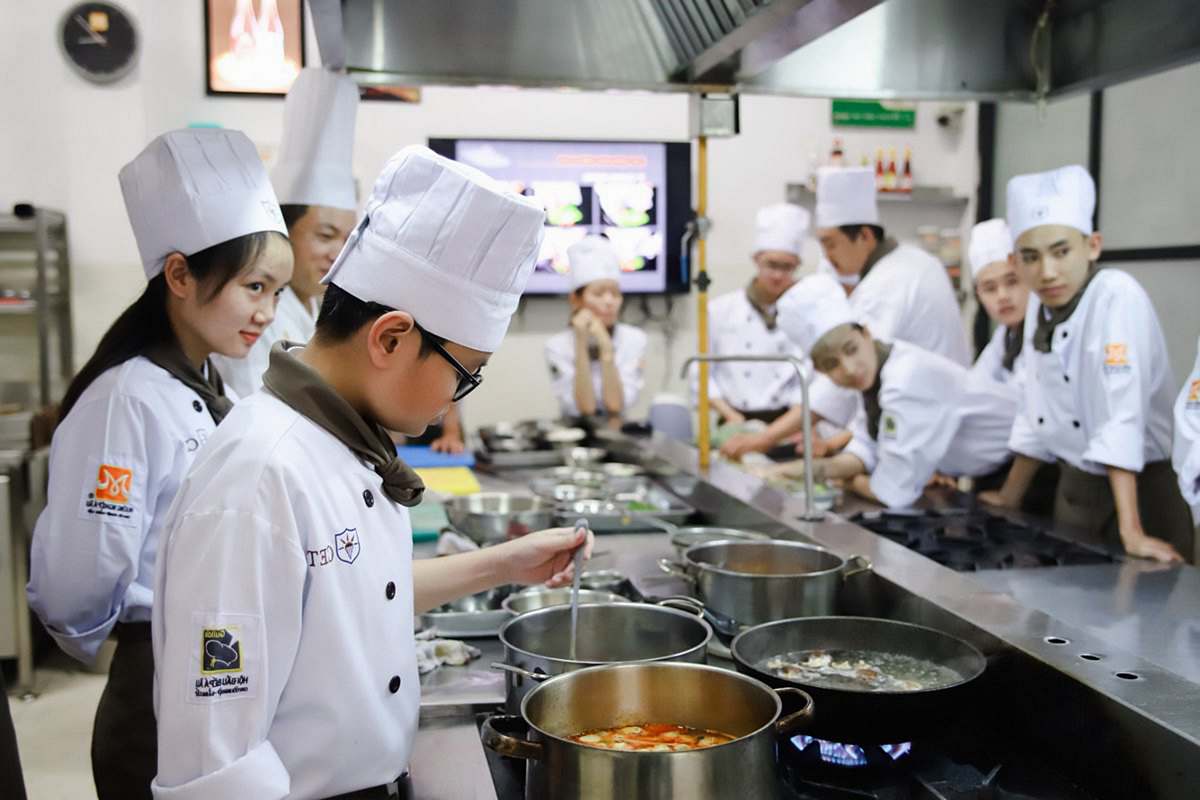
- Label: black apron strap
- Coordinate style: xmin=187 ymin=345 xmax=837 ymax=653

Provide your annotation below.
xmin=322 ymin=773 xmax=412 ymax=800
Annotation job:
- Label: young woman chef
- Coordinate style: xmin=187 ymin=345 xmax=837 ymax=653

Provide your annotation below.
xmin=694 ymin=203 xmax=808 ymax=425
xmin=213 ymin=67 xmax=359 ymax=398
xmin=968 ymin=218 xmax=1028 ymax=388
xmin=761 ymin=273 xmax=1017 ymax=509
xmin=152 ymin=146 xmax=593 ymax=800
xmin=721 ymin=166 xmax=970 ymax=459
xmin=544 ymin=234 xmax=647 ymax=420
xmin=1174 ymin=338 xmax=1200 ymax=527
xmin=26 ymin=128 xmax=293 ymax=799
xmin=980 ymin=165 xmax=1191 ymax=563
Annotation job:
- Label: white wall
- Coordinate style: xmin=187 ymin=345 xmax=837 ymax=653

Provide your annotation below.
xmin=1 ymin=2 xmax=979 ymax=429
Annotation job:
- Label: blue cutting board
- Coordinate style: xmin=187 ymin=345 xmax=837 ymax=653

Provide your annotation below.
xmin=395 ymin=445 xmax=476 ymax=469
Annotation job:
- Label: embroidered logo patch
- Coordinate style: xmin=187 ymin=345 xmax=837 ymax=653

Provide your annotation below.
xmin=881 ymin=415 xmax=898 ymax=439
xmin=1187 ymin=379 xmax=1200 ymax=410
xmin=335 ymin=528 xmax=361 ymax=565
xmin=1104 ymin=343 xmax=1132 ymax=375
xmin=94 ymin=464 xmax=133 ymax=503
xmin=189 ymin=614 xmax=257 ymax=704
xmin=200 ymin=628 xmax=242 ymax=675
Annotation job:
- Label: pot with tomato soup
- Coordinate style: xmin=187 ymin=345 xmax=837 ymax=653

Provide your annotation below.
xmin=480 ymin=661 xmax=814 ymax=799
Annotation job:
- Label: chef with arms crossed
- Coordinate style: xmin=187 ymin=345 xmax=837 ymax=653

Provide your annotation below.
xmin=979 ymin=165 xmax=1190 ymax=563
xmin=152 ymin=146 xmax=594 ymax=800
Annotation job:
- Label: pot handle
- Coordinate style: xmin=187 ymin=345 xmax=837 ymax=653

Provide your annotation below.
xmin=481 ymin=715 xmax=544 ymax=761
xmin=491 ymin=662 xmax=551 ymax=683
xmin=773 ymin=687 xmax=815 ymax=736
xmin=657 ymin=558 xmax=696 ymax=584
xmin=655 ymin=595 xmax=705 ymax=617
xmin=841 ymin=554 xmax=873 ymax=580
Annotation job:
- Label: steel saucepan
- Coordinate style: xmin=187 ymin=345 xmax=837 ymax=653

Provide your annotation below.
xmin=668 ymin=526 xmax=770 ymax=560
xmin=502 ymin=587 xmax=624 ymax=615
xmin=495 ymin=602 xmax=711 ymax=712
xmin=480 ymin=661 xmax=814 ymax=800
xmin=731 ymin=616 xmax=987 ymax=743
xmin=658 ymin=540 xmax=872 ymax=626
xmin=444 ymin=492 xmax=554 ymax=545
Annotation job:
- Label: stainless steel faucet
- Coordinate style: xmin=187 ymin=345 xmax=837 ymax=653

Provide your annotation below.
xmin=679 ymin=354 xmax=821 ymax=521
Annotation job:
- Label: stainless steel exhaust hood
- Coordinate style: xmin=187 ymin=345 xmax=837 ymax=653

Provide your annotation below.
xmin=319 ymin=0 xmax=1200 ymax=101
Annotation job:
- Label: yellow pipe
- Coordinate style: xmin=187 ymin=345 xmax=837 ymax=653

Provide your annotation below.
xmin=696 ymin=135 xmax=711 ymax=470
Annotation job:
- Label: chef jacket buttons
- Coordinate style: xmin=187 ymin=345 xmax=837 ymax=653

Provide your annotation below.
xmin=389 ymin=675 xmax=401 ymax=694
xmin=363 ymin=489 xmax=375 ymax=508
xmin=1061 ymin=330 xmax=1068 ymax=339
xmin=1037 ymin=417 xmax=1045 ymax=425
xmin=192 ymin=400 xmax=203 ymax=413
xmin=385 ymin=581 xmax=396 ymax=600
xmin=1072 ymin=420 xmax=1081 ymax=428
xmin=1064 ymin=375 xmax=1070 ymax=383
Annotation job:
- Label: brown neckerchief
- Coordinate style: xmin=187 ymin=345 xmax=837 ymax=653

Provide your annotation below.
xmin=142 ymin=341 xmax=233 ymax=425
xmin=857 ymin=236 xmax=899 ymax=285
xmin=1032 ymin=265 xmax=1099 ymax=353
xmin=744 ymin=279 xmax=783 ymax=331
xmin=262 ymin=342 xmax=425 ymax=507
xmin=1002 ymin=325 xmax=1024 ymax=373
xmin=862 ymin=340 xmax=894 ymax=441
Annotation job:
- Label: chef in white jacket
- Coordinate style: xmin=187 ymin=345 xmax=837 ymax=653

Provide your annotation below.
xmin=980 ymin=165 xmax=1190 ymax=563
xmin=693 ymin=203 xmax=808 ymax=425
xmin=544 ymin=235 xmax=647 ymax=420
xmin=152 ymin=146 xmax=592 ymax=800
xmin=27 ymin=129 xmax=292 ymax=799
xmin=213 ymin=67 xmax=359 ymax=397
xmin=763 ymin=273 xmax=1015 ymax=508
xmin=968 ymin=218 xmax=1028 ymax=390
xmin=1174 ymin=338 xmax=1200 ymax=525
xmin=722 ymin=166 xmax=969 ymax=459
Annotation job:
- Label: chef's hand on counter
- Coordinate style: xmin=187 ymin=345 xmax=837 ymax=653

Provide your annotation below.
xmin=1109 ymin=467 xmax=1184 ymax=564
xmin=1123 ymin=534 xmax=1183 ymax=564
xmin=719 ymin=431 xmax=770 ymax=460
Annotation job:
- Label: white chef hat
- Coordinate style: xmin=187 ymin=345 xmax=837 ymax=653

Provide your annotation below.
xmin=567 ymin=235 xmax=621 ymax=292
xmin=778 ymin=273 xmax=857 ymax=353
xmin=119 ymin=128 xmax=287 ymax=280
xmin=754 ymin=203 xmax=810 ymax=256
xmin=815 ymin=167 xmax=879 ymax=229
xmin=968 ymin=218 xmax=1014 ymax=279
xmin=1006 ymin=165 xmax=1095 ymax=240
xmin=271 ymin=68 xmax=360 ymax=211
xmin=323 ymin=145 xmax=546 ymax=352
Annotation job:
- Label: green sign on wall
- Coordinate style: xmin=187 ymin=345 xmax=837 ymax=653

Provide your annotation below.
xmin=832 ymin=99 xmax=916 ymax=128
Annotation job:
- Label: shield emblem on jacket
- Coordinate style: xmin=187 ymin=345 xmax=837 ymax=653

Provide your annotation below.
xmin=334 ymin=528 xmax=361 ymax=565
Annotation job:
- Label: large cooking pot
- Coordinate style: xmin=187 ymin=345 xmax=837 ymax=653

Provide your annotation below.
xmin=668 ymin=526 xmax=770 ymax=560
xmin=481 ymin=662 xmax=814 ymax=800
xmin=502 ymin=587 xmax=624 ymax=615
xmin=731 ymin=616 xmax=987 ymax=743
xmin=444 ymin=493 xmax=554 ymax=545
xmin=658 ymin=540 xmax=871 ymax=626
xmin=495 ymin=602 xmax=711 ymax=712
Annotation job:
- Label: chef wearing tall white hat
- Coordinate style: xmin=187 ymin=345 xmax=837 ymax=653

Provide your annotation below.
xmin=980 ymin=165 xmax=1190 ymax=563
xmin=721 ymin=166 xmax=970 ymax=459
xmin=152 ymin=145 xmax=593 ymax=800
xmin=213 ymin=67 xmax=360 ymax=398
xmin=692 ymin=203 xmax=809 ymax=427
xmin=544 ymin=234 xmax=648 ymax=420
xmin=762 ymin=273 xmax=1016 ymax=508
xmin=967 ymin=218 xmax=1027 ymax=389
xmin=1173 ymin=338 xmax=1200 ymax=526
xmin=28 ymin=128 xmax=292 ymax=799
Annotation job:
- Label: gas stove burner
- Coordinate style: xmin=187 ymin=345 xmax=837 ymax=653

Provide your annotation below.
xmin=790 ymin=735 xmax=913 ymax=768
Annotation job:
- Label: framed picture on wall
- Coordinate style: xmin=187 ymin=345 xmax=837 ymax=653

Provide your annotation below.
xmin=205 ymin=0 xmax=305 ymax=96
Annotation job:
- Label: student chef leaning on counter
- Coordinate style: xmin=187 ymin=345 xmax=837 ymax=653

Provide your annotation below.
xmin=544 ymin=234 xmax=647 ymax=420
xmin=691 ymin=203 xmax=808 ymax=425
xmin=979 ymin=165 xmax=1191 ymax=563
xmin=968 ymin=218 xmax=1028 ymax=389
xmin=26 ymin=129 xmax=293 ymax=799
xmin=152 ymin=146 xmax=593 ymax=800
xmin=1174 ymin=337 xmax=1200 ymax=526
xmin=759 ymin=273 xmax=1016 ymax=508
xmin=212 ymin=67 xmax=359 ymax=398
xmin=721 ymin=166 xmax=970 ymax=460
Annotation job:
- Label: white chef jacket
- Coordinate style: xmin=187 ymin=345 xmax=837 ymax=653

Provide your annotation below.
xmin=1008 ymin=269 xmax=1175 ymax=476
xmin=544 ymin=322 xmax=647 ymax=418
xmin=152 ymin=391 xmax=419 ymax=800
xmin=27 ymin=357 xmax=221 ymax=663
xmin=809 ymin=243 xmax=971 ymax=426
xmin=212 ymin=286 xmax=320 ymax=398
xmin=843 ymin=340 xmax=1017 ymax=508
xmin=689 ymin=289 xmax=805 ymax=412
xmin=1172 ymin=337 xmax=1200 ymax=523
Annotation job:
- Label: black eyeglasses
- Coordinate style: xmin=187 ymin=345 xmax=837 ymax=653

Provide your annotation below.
xmin=416 ymin=324 xmax=483 ymax=401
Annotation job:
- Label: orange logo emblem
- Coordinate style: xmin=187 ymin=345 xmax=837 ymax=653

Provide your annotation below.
xmin=1189 ymin=379 xmax=1200 ymax=404
xmin=95 ymin=464 xmax=133 ymax=504
xmin=1104 ymin=344 xmax=1129 ymax=367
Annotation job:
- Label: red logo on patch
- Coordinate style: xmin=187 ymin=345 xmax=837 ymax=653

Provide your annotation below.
xmin=95 ymin=464 xmax=133 ymax=504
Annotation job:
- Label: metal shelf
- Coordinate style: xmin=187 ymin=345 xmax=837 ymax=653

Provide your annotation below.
xmin=786 ymin=184 xmax=969 ymax=208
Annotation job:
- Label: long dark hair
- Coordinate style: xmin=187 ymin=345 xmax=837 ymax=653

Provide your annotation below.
xmin=58 ymin=231 xmax=283 ymax=421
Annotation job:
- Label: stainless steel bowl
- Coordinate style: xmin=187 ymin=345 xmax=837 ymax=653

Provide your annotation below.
xmin=563 ymin=446 xmax=607 ymax=468
xmin=445 ymin=493 xmax=555 ymax=545
xmin=580 ymin=570 xmax=629 ymax=593
xmin=503 ymin=587 xmax=624 ymax=615
xmin=601 ymin=462 xmax=645 ymax=479
xmin=669 ymin=527 xmax=770 ymax=560
xmin=544 ymin=427 xmax=587 ymax=445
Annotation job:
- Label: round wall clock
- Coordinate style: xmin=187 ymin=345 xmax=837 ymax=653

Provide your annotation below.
xmin=60 ymin=2 xmax=139 ymax=84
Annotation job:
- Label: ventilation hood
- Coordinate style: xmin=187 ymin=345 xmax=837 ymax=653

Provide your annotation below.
xmin=313 ymin=0 xmax=1200 ymax=101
